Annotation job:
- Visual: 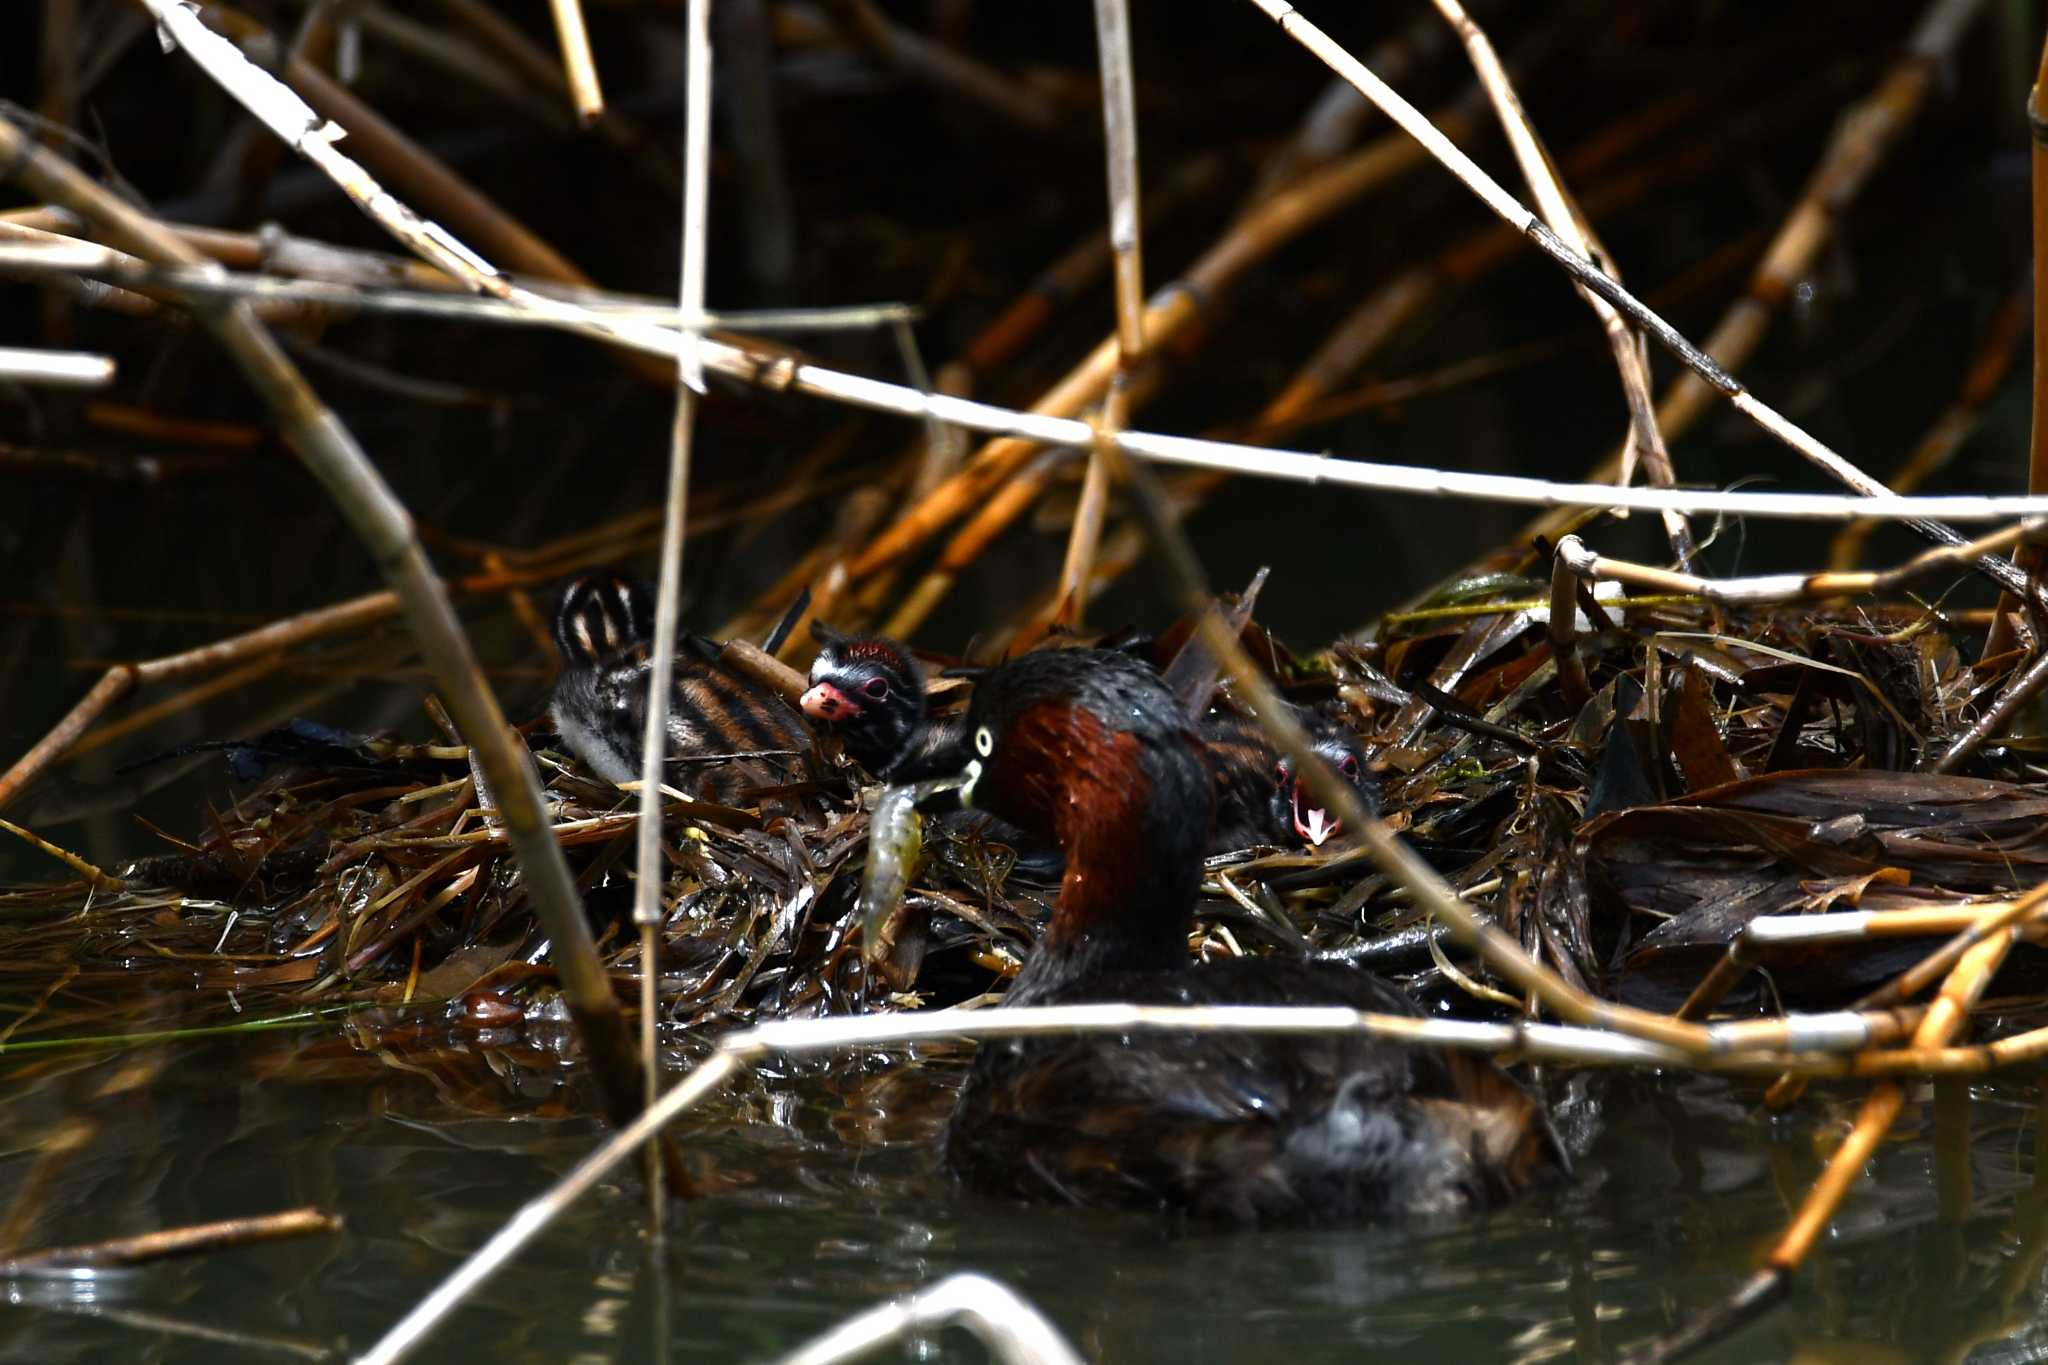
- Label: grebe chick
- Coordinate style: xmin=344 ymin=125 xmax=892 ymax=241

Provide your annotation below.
xmin=1203 ymin=708 xmax=1377 ymax=851
xmin=940 ymin=648 xmax=1563 ymax=1222
xmin=549 ymin=572 xmax=809 ymax=805
xmin=801 ymin=630 xmax=958 ymax=779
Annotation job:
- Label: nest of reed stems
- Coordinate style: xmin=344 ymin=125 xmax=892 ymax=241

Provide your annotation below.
xmin=9 ymin=1 xmax=2048 ymax=1354
xmin=9 ymin=581 xmax=2048 ymax=1057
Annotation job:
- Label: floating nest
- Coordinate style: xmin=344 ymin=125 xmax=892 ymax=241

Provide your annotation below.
xmin=8 ymin=579 xmax=2046 ymax=1076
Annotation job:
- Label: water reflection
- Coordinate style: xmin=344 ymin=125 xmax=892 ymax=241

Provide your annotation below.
xmin=0 ymin=1026 xmax=2045 ymax=1363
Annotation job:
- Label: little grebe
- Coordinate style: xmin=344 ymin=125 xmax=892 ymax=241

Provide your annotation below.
xmin=940 ymin=647 xmax=1563 ymax=1221
xmin=1202 ymin=709 xmax=1376 ymax=851
xmin=550 ymin=572 xmax=809 ymax=805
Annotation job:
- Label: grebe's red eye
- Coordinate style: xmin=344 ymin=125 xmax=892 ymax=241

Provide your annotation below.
xmin=1340 ymin=755 xmax=1360 ymax=779
xmin=863 ymin=677 xmax=889 ymax=700
xmin=1273 ymin=761 xmax=1290 ymax=782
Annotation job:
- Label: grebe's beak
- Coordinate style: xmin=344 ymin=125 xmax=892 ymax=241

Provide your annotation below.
xmin=801 ymin=681 xmax=858 ymax=721
xmin=1290 ymin=781 xmax=1339 ymax=848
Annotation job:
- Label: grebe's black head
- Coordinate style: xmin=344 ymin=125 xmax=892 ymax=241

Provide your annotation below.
xmin=802 ymin=631 xmax=926 ymax=775
xmin=958 ymin=648 xmax=1213 ymax=995
xmin=1272 ymin=725 xmax=1375 ymax=848
xmin=553 ymin=571 xmax=653 ymax=670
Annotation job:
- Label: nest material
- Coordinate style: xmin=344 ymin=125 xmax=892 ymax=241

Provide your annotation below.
xmin=11 ymin=587 xmax=2048 ymax=1061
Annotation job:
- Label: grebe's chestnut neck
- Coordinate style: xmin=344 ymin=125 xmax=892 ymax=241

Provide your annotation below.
xmin=957 ymin=648 xmax=1212 ymax=999
xmin=939 ymin=646 xmax=1565 ymax=1221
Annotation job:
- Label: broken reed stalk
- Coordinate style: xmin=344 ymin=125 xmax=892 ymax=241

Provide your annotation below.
xmin=1680 ymin=892 xmax=2048 ymax=1021
xmin=831 ymin=92 xmax=1484 ymax=593
xmin=545 ymin=0 xmax=603 ymax=125
xmin=1429 ymin=0 xmax=1693 ymax=571
xmin=1984 ymin=30 xmax=2048 ymax=660
xmin=0 ymin=345 xmax=114 ymax=387
xmin=1050 ymin=0 xmax=1147 ymax=632
xmin=628 ymin=0 xmax=715 ymax=1223
xmin=0 ymin=591 xmax=393 ymax=811
xmin=1931 ymin=646 xmax=2048 ymax=772
xmin=1466 ymin=0 xmax=1995 ymax=584
xmin=0 ymin=1207 xmax=341 ymax=1275
xmin=1634 ymin=932 xmax=2013 ymax=1365
xmin=0 ymin=119 xmax=650 ymax=1133
xmin=1547 ymin=549 xmax=1592 ymax=709
xmin=357 ymin=995 xmax=1965 ymax=1365
xmin=0 ymin=817 xmax=122 ymax=892
xmin=1830 ymin=281 xmax=2031 ymax=570
xmin=1553 ymin=521 xmax=2044 ymax=608
xmin=1239 ymin=0 xmax=2023 ymax=593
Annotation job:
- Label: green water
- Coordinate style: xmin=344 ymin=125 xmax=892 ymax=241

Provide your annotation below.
xmin=1 ymin=1015 xmax=2043 ymax=1364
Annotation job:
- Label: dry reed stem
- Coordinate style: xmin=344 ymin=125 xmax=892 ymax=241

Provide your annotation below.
xmin=0 ymin=111 xmax=648 ymax=1134
xmin=1244 ymin=0 xmax=2017 ymax=591
xmin=1831 ymin=281 xmax=2031 ymax=570
xmin=199 ymin=2 xmax=590 ymax=286
xmin=545 ymin=0 xmax=604 ymax=124
xmin=0 ymin=817 xmax=123 ymax=892
xmin=0 ymin=346 xmax=113 ymax=387
xmin=831 ymin=100 xmax=1477 ymax=591
xmin=1049 ymin=0 xmax=1146 ymax=631
xmin=1430 ymin=0 xmax=1693 ymax=570
xmin=1637 ymin=931 xmax=2014 ymax=1363
xmin=360 ymin=983 xmax=2004 ymax=1365
xmin=0 ymin=591 xmax=396 ymax=811
xmin=1555 ymin=521 xmax=2044 ymax=608
xmin=770 ymin=1275 xmax=1085 ymax=1365
xmin=1547 ymin=549 xmax=1592 ymax=708
xmin=1930 ymin=646 xmax=2048 ymax=772
xmin=1773 ymin=934 xmax=2007 ymax=1273
xmin=425 ymin=0 xmax=678 ymax=193
xmin=628 ymin=0 xmax=715 ymax=1219
xmin=1470 ymin=0 xmax=1995 ymax=582
xmin=0 ymin=1207 xmax=342 ymax=1273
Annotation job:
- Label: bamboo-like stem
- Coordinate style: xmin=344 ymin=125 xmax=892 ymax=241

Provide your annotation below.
xmin=1830 ymin=281 xmax=2031 ymax=570
xmin=0 ymin=230 xmax=913 ymax=332
xmin=771 ymin=1275 xmax=1085 ymax=1365
xmin=1242 ymin=0 xmax=2015 ymax=589
xmin=0 ymin=817 xmax=124 ymax=891
xmin=630 ymin=0 xmax=714 ymax=1224
xmin=1641 ymin=930 xmax=2013 ymax=1362
xmin=0 ymin=1207 xmax=341 ymax=1273
xmin=0 ymin=115 xmax=649 ymax=1132
xmin=1430 ymin=0 xmax=1692 ymax=570
xmin=1547 ymin=547 xmax=1592 ymax=708
xmin=1051 ymin=0 xmax=1147 ymax=631
xmin=1987 ymin=33 xmax=2048 ymax=659
xmin=0 ymin=346 xmax=114 ymax=387
xmin=1450 ymin=0 xmax=1997 ymax=591
xmin=1554 ymin=521 xmax=2045 ymax=608
xmin=546 ymin=0 xmax=604 ymax=124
